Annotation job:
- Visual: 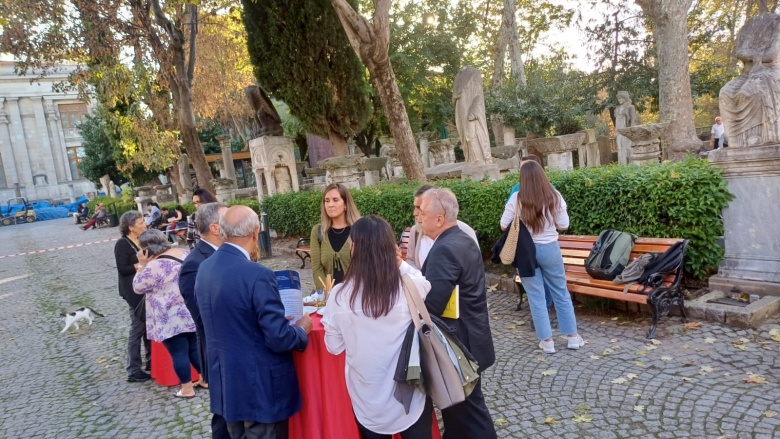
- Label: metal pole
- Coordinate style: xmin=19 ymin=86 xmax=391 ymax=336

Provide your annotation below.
xmin=260 ymin=209 xmax=272 ymax=258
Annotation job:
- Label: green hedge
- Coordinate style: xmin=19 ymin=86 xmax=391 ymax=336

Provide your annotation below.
xmin=260 ymin=158 xmax=733 ymax=279
xmin=86 ymin=196 xmax=137 ymax=217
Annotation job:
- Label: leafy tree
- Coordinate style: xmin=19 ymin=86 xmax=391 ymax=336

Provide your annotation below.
xmin=242 ymin=0 xmax=372 ymax=156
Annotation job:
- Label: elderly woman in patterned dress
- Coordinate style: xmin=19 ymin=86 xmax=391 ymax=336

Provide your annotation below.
xmin=133 ymin=229 xmax=203 ymax=398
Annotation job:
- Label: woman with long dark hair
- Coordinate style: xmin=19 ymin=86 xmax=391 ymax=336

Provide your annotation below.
xmin=499 ymin=160 xmax=584 ymax=354
xmin=322 ymin=215 xmax=433 ymax=439
xmin=310 ymin=183 xmax=361 ymax=290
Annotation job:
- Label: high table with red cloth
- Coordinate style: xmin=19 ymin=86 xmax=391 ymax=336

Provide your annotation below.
xmin=150 ymin=340 xmax=199 ymax=386
xmin=290 ymin=313 xmax=441 ymax=439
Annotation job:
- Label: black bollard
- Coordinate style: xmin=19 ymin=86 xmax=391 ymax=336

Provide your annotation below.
xmin=259 ymin=209 xmax=272 ymax=258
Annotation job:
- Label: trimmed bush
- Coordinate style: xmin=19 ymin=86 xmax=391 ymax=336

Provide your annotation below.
xmin=86 ymin=196 xmax=137 ymax=217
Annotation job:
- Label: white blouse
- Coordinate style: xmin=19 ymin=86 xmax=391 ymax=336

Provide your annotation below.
xmin=499 ymin=191 xmax=570 ymax=244
xmin=322 ymin=262 xmax=430 ymax=434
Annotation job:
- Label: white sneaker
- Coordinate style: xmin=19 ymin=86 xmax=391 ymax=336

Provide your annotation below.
xmin=539 ymin=339 xmax=555 ymax=354
xmin=567 ymin=335 xmax=585 ymax=350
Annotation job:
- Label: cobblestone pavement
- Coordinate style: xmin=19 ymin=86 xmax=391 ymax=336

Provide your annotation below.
xmin=1 ymin=218 xmax=778 ymax=438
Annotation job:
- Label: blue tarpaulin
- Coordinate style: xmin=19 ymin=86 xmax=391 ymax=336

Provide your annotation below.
xmin=1 ymin=197 xmax=87 ymax=221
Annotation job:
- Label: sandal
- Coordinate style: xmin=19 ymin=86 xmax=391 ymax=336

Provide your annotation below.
xmin=173 ymin=389 xmax=196 ymax=399
xmin=192 ymin=381 xmax=209 ymax=390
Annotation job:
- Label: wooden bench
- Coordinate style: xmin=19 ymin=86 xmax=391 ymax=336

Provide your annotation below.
xmin=295 ymin=238 xmax=311 ymax=269
xmin=559 ymin=235 xmax=689 ymax=339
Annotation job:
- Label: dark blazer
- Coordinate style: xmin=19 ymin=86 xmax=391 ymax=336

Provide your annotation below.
xmin=422 ymin=225 xmax=496 ymax=373
xmin=114 ymin=237 xmax=142 ymax=310
xmin=179 ymin=239 xmax=216 ymax=324
xmin=195 ymin=244 xmax=309 ymax=423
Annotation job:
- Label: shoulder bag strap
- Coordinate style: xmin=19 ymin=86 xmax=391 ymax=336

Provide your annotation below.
xmin=401 ymin=274 xmax=435 ymax=328
xmin=157 ymin=254 xmax=184 ymax=264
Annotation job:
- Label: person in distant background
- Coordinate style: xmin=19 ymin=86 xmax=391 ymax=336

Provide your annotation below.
xmin=711 ymin=116 xmax=725 ymax=149
xmin=81 ymin=204 xmax=106 ymax=230
xmin=186 ymin=188 xmax=218 ymax=248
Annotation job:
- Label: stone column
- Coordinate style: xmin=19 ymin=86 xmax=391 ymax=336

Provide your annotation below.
xmin=616 ymin=123 xmax=667 ymax=166
xmin=254 ymin=169 xmax=265 ymax=201
xmin=419 ymin=137 xmax=430 ymax=168
xmin=596 ymin=136 xmax=614 ymax=165
xmin=31 ymin=97 xmax=59 ymax=186
xmin=5 ymin=98 xmax=33 ymax=186
xmin=708 ymin=145 xmax=780 ymax=297
xmin=217 ymin=135 xmax=237 ymax=186
xmin=44 ymin=99 xmax=68 ymax=181
xmin=0 ymin=103 xmax=20 ymax=187
xmin=580 ymin=129 xmax=598 ymax=167
xmin=503 ymin=126 xmax=516 ymax=147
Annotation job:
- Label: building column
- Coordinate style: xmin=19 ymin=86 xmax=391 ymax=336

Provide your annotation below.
xmin=44 ymin=99 xmax=68 ymax=181
xmin=0 ymin=100 xmax=20 ymax=187
xmin=31 ymin=97 xmax=59 ymax=186
xmin=5 ymin=98 xmax=33 ymax=187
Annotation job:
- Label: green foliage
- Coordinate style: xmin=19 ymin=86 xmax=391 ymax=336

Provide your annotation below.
xmin=77 ymin=113 xmax=123 ymax=185
xmin=86 ymin=196 xmax=137 ymax=218
xmin=262 ymin=159 xmax=732 ymax=279
xmin=486 ymin=54 xmax=591 ymax=137
xmin=242 ymin=0 xmax=371 ymax=141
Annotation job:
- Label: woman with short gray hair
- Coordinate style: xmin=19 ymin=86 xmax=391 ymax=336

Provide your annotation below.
xmin=114 ymin=210 xmax=151 ymax=382
xmin=133 ymin=229 xmax=204 ymax=397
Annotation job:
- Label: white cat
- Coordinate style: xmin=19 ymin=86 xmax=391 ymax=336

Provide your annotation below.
xmin=60 ymin=307 xmax=105 ymax=333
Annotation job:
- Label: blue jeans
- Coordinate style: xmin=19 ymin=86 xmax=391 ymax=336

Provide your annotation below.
xmin=520 ymin=242 xmax=578 ymax=340
xmin=161 ymin=332 xmax=201 ymax=384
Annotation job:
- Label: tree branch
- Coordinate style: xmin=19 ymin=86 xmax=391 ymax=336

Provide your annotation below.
xmin=330 ymin=0 xmax=374 ymax=61
xmin=187 ymin=4 xmax=197 ymax=83
xmin=372 ymin=0 xmax=391 ymax=61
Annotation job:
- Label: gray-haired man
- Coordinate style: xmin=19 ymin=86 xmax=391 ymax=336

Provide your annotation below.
xmin=178 ymin=202 xmax=229 ymax=438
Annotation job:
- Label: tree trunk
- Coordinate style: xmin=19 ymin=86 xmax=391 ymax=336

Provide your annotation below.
xmin=328 ymin=128 xmax=349 ymax=156
xmin=330 ymin=0 xmax=426 ymax=181
xmin=636 ymin=0 xmax=701 ymax=160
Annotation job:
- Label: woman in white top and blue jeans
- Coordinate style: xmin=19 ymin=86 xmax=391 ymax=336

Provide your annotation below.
xmin=500 ymin=161 xmax=584 ymax=354
xmin=322 ymin=215 xmax=433 ymax=438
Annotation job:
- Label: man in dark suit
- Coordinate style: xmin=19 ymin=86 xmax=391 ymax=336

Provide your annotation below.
xmin=196 ymin=206 xmax=312 ymax=439
xmin=419 ymin=187 xmax=497 ymax=439
xmin=178 ymin=202 xmax=228 ymax=438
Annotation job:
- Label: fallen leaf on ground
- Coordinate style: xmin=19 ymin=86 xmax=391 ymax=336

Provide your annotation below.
xmin=610 ymin=338 xmax=618 ymax=343
xmin=612 ymin=377 xmax=627 ymax=384
xmin=634 ymin=405 xmax=645 ymax=413
xmin=650 ymin=339 xmax=662 ymax=345
xmin=626 ymin=373 xmax=638 ymax=380
xmin=724 ymin=372 xmax=731 ymax=377
xmin=704 ymin=337 xmax=717 ymax=344
xmin=487 ymin=284 xmax=498 ymax=293
xmin=635 ymin=349 xmax=648 ymax=356
xmin=683 ymin=360 xmax=696 ymax=367
xmin=764 ymin=411 xmax=777 ymax=418
xmin=514 ymin=320 xmax=526 ymax=326
xmin=537 ymin=357 xmax=547 ymax=362
xmin=771 ymin=334 xmax=780 ymax=343
xmin=602 ymin=349 xmax=613 ymax=356
xmin=683 ymin=321 xmax=703 ymax=330
xmin=544 ymin=416 xmax=558 ymax=425
xmin=700 ymin=366 xmax=714 ymax=375
xmin=661 ymin=356 xmax=673 ymax=362
xmin=742 ymin=372 xmax=768 ymax=384
xmin=737 ymin=337 xmax=750 ymax=344
xmin=734 ymin=344 xmax=748 ymax=351
xmin=610 ymin=317 xmax=619 ymax=321
xmin=681 ymin=377 xmax=693 ymax=382
xmin=494 ymin=418 xmax=508 ymax=426
xmin=505 ymin=325 xmax=516 ymax=330
xmin=590 ymin=355 xmax=601 ymax=360
xmin=95 ymin=357 xmax=108 ymax=364
xmin=633 ymin=393 xmax=642 ymax=397
xmin=572 ymin=414 xmax=593 ymax=423
xmin=634 ymin=361 xmax=646 ymax=367
xmin=682 ymin=344 xmax=691 ymax=349
xmin=769 ymin=328 xmax=780 ymax=336
xmin=541 ymin=369 xmax=557 ymax=376
xmin=645 ymin=345 xmax=658 ymax=351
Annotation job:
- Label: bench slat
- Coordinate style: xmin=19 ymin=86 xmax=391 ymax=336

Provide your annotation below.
xmin=560 ymin=235 xmax=683 ymax=245
xmin=559 ymin=241 xmax=677 ymax=254
xmin=565 ymin=273 xmax=674 ymax=293
xmin=568 ymin=284 xmax=649 ymax=304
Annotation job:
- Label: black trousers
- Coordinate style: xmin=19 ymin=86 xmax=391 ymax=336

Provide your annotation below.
xmin=226 ymin=419 xmax=288 ymax=439
xmin=212 ymin=413 xmax=230 ymax=439
xmin=440 ymin=379 xmax=497 ymax=439
xmin=356 ymin=397 xmax=433 ymax=439
xmin=196 ymin=321 xmax=209 ymax=384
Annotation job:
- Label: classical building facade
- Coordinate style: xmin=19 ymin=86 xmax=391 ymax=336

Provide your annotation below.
xmin=0 ymin=61 xmax=96 ymax=202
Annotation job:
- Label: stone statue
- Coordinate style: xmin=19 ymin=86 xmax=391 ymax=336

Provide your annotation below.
xmin=453 ymin=67 xmax=492 ymax=165
xmin=720 ymin=13 xmax=780 ymax=148
xmin=615 ymin=91 xmax=640 ymax=164
xmin=274 ymin=166 xmax=293 ymax=194
xmin=178 ymin=153 xmax=193 ymax=191
xmin=245 ymin=85 xmax=283 ymax=138
xmin=108 ymin=181 xmax=117 ymax=198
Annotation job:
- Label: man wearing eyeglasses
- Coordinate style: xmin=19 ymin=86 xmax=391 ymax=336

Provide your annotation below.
xmin=417 ymin=187 xmax=497 ymax=439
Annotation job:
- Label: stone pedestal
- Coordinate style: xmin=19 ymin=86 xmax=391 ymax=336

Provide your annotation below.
xmin=420 ymin=137 xmax=430 ymax=168
xmin=249 ymin=136 xmax=300 ymax=200
xmin=155 ymin=184 xmax=174 ymax=203
xmin=218 ymin=135 xmax=237 ymax=187
xmin=596 ymin=136 xmax=614 ymax=165
xmin=534 ymin=132 xmax=586 ymax=170
xmin=461 ymin=164 xmax=501 ymax=182
xmin=318 ymin=154 xmax=364 ymax=189
xmin=708 ymin=144 xmax=780 ymax=297
xmin=427 ymin=139 xmax=456 ymax=168
xmin=617 ymin=123 xmax=667 ymax=166
xmin=503 ymin=126 xmax=516 ymax=147
xmin=212 ymin=178 xmax=236 ymax=203
xmin=134 ymin=186 xmax=153 ymax=212
xmin=359 ymin=157 xmax=388 ymax=187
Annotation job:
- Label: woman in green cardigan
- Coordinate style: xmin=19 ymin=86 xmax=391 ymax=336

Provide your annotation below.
xmin=311 ymin=183 xmax=361 ymax=290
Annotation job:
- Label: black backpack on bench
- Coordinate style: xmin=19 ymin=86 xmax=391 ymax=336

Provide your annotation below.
xmin=635 ymin=240 xmax=688 ymax=292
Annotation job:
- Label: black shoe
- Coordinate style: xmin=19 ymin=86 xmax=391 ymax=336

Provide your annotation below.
xmin=127 ymin=371 xmax=151 ymax=382
xmin=515 ymin=301 xmax=523 ymax=311
xmin=145 ymin=361 xmax=151 ymax=372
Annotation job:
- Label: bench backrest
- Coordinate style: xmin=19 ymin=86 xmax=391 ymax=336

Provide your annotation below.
xmin=559 ymin=235 xmax=686 ymax=288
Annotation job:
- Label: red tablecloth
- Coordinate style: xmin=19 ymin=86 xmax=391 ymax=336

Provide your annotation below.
xmin=289 ymin=314 xmax=441 ymax=439
xmin=151 ymin=340 xmax=199 ymax=386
